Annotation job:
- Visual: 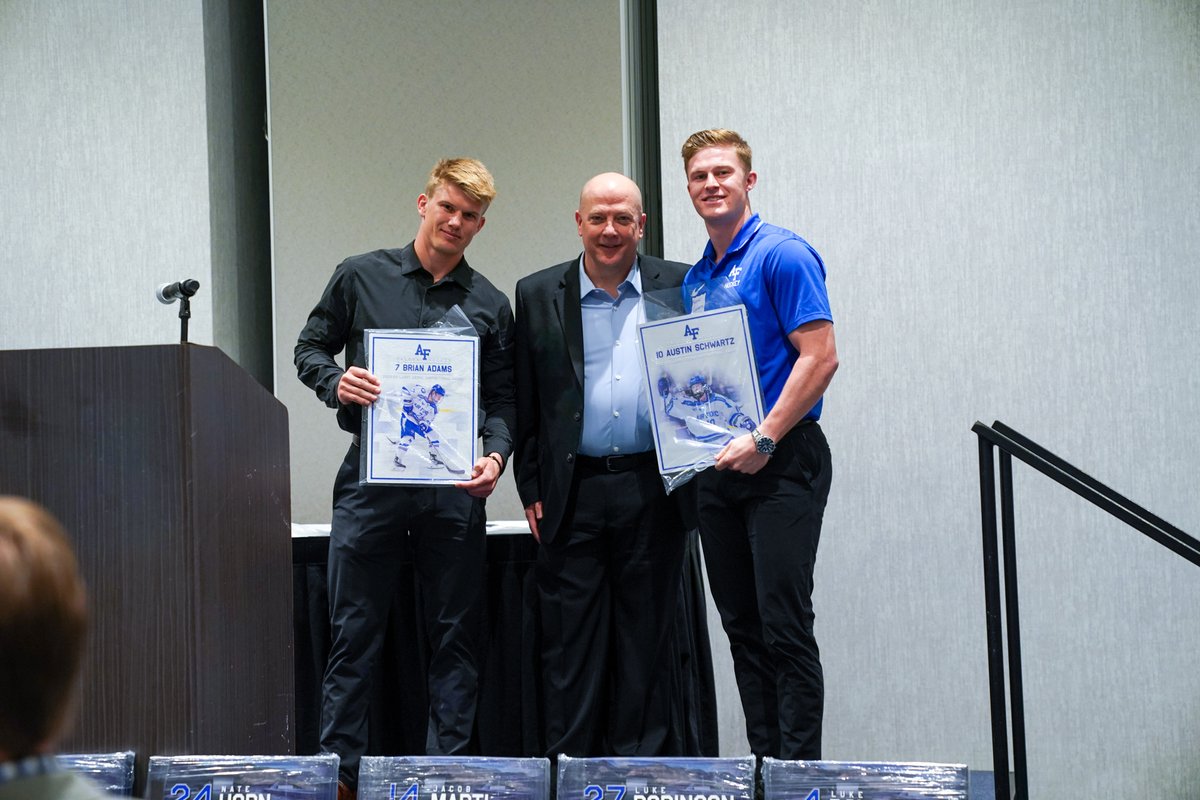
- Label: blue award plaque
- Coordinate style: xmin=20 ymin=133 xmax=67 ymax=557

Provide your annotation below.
xmin=145 ymin=754 xmax=339 ymax=800
xmin=357 ymin=757 xmax=550 ymax=800
xmin=556 ymin=757 xmax=755 ymax=800
xmin=56 ymin=751 xmax=136 ymax=795
xmin=761 ymin=758 xmax=968 ymax=800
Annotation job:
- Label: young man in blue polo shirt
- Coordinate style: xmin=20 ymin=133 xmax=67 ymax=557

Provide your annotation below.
xmin=680 ymin=128 xmax=839 ymax=761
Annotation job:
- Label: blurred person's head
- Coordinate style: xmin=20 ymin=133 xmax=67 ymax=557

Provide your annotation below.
xmin=0 ymin=497 xmax=88 ymax=759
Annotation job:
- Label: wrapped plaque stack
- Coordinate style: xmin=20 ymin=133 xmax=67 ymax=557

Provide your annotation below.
xmin=56 ymin=751 xmax=136 ymax=795
xmin=557 ymin=757 xmax=755 ymax=800
xmin=357 ymin=757 xmax=550 ymax=800
xmin=762 ymin=758 xmax=968 ymax=800
xmin=144 ymin=754 xmax=339 ymax=800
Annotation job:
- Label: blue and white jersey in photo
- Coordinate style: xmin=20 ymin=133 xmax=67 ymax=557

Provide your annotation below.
xmin=663 ymin=387 xmax=756 ymax=443
xmin=401 ymin=384 xmax=440 ymax=434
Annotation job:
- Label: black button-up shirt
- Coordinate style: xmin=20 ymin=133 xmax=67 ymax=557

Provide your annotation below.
xmin=295 ymin=243 xmax=515 ymax=461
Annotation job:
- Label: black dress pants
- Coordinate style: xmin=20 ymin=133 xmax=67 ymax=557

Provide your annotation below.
xmin=697 ymin=422 xmax=832 ymax=760
xmin=537 ymin=457 xmax=688 ymax=757
xmin=320 ymin=445 xmax=486 ymax=787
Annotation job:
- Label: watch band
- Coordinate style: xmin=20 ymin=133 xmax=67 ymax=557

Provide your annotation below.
xmin=751 ymin=428 xmax=777 ymax=455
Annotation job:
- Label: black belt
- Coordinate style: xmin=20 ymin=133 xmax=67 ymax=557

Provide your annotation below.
xmin=576 ymin=451 xmax=657 ymax=473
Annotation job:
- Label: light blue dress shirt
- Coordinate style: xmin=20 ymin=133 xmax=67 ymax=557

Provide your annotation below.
xmin=578 ymin=257 xmax=654 ymax=456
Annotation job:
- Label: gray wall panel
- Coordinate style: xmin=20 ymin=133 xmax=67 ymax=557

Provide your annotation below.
xmin=1 ymin=0 xmax=216 ymax=350
xmin=203 ymin=0 xmax=272 ymax=386
xmin=658 ymin=0 xmax=1200 ymax=793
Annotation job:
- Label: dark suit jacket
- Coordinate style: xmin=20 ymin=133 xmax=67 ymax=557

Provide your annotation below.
xmin=513 ymin=254 xmax=691 ymax=544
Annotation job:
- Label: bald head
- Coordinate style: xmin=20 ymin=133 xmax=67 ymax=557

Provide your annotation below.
xmin=579 ymin=172 xmax=644 ymax=214
xmin=576 ymin=173 xmax=647 ymax=288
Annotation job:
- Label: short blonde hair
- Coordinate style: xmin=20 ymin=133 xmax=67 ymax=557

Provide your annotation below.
xmin=681 ymin=129 xmax=753 ymax=173
xmin=0 ymin=497 xmax=88 ymax=756
xmin=425 ymin=158 xmax=497 ymax=210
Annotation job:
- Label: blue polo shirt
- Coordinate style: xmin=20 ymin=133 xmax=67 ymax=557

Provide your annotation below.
xmin=682 ymin=214 xmax=832 ymax=418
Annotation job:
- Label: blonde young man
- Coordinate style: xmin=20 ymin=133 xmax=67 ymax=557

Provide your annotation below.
xmin=514 ymin=173 xmax=694 ymax=757
xmin=296 ymin=159 xmax=515 ymax=798
xmin=680 ymin=130 xmax=838 ymax=761
xmin=0 ymin=497 xmax=110 ymax=800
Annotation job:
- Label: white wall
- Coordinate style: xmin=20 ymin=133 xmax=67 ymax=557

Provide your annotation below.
xmin=266 ymin=0 xmax=627 ymax=523
xmin=657 ymin=1 xmax=1200 ymax=794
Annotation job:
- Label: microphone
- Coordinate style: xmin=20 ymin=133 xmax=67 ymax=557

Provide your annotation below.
xmin=157 ymin=279 xmax=200 ymax=304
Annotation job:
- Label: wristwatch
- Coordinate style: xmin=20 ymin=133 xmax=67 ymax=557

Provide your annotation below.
xmin=750 ymin=428 xmax=776 ymax=456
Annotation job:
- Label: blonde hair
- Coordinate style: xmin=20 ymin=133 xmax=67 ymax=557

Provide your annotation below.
xmin=681 ymin=129 xmax=753 ymax=173
xmin=425 ymin=158 xmax=497 ymax=210
xmin=0 ymin=497 xmax=88 ymax=756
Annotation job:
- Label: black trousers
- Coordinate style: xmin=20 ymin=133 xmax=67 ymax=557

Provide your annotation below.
xmin=321 ymin=445 xmax=486 ymax=787
xmin=697 ymin=422 xmax=832 ymax=760
xmin=537 ymin=457 xmax=688 ymax=757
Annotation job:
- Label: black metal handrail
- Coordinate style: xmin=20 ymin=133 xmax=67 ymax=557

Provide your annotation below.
xmin=972 ymin=420 xmax=1200 ymax=800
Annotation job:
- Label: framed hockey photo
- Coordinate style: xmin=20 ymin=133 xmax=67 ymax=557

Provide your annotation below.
xmin=361 ymin=328 xmax=479 ymax=485
xmin=638 ymin=305 xmax=765 ymax=475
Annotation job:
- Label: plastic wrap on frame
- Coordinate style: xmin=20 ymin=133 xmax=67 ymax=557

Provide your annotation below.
xmin=357 ymin=756 xmax=550 ymax=800
xmin=641 ymin=284 xmax=764 ymax=495
xmin=56 ymin=751 xmax=136 ymax=795
xmin=761 ymin=758 xmax=969 ymax=800
xmin=359 ymin=305 xmax=481 ymax=485
xmin=556 ymin=756 xmax=755 ymax=800
xmin=144 ymin=754 xmax=339 ymax=800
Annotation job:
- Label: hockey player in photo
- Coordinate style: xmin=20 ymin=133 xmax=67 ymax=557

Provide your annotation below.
xmin=659 ymin=372 xmax=757 ymax=444
xmin=386 ymin=383 xmax=464 ymax=474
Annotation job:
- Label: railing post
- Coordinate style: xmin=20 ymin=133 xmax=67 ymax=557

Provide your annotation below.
xmin=977 ymin=436 xmax=1012 ymax=800
xmin=999 ymin=452 xmax=1028 ymax=800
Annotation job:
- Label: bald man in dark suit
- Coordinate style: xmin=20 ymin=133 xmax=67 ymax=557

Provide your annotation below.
xmin=514 ymin=173 xmax=693 ymax=758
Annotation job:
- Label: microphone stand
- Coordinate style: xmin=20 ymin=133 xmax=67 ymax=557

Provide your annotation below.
xmin=178 ymin=296 xmax=191 ymax=343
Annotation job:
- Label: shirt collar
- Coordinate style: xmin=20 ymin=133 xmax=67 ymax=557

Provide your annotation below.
xmin=400 ymin=241 xmax=471 ymax=286
xmin=702 ymin=213 xmax=764 ymax=266
xmin=578 ymin=255 xmax=642 ymax=301
xmin=0 ymin=754 xmax=60 ymax=786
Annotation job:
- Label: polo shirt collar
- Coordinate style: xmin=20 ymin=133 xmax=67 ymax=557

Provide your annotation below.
xmin=703 ymin=213 xmax=765 ymax=265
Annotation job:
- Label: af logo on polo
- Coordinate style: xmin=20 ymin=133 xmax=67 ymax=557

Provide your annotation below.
xmin=724 ymin=265 xmax=742 ymax=288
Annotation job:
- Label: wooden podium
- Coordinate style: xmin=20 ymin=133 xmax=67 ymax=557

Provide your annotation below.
xmin=0 ymin=344 xmax=293 ymax=793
